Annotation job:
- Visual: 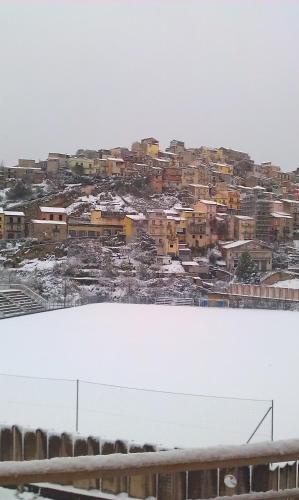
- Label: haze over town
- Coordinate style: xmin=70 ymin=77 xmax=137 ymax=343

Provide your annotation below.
xmin=0 ymin=0 xmax=299 ymax=169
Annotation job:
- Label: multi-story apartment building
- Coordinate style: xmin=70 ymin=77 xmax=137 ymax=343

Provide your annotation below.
xmin=282 ymin=199 xmax=299 ymax=229
xmin=124 ymin=214 xmax=147 ymax=243
xmin=140 ymin=138 xmax=159 ymax=158
xmin=193 ymin=199 xmax=218 ymax=244
xmin=185 ymin=212 xmax=209 ymax=253
xmin=148 ymin=167 xmax=163 ymax=193
xmin=147 ymin=210 xmax=179 ymax=256
xmin=3 ymin=211 xmax=25 ymax=239
xmin=270 ymin=212 xmax=293 ymax=242
xmin=234 ymin=215 xmax=256 ymax=240
xmin=214 ymin=190 xmax=240 ymax=210
xmin=162 ymin=165 xmax=182 ymax=190
xmin=0 ymin=165 xmax=44 ymax=185
xmin=167 ymin=139 xmax=185 ymax=154
xmin=39 ymin=207 xmax=67 ymax=222
xmin=188 ymin=184 xmax=210 ymax=200
xmin=255 ymin=199 xmax=274 ymax=242
xmin=90 ymin=210 xmax=126 ymax=236
xmin=181 ymin=166 xmax=199 ymax=188
xmin=29 ymin=220 xmax=67 ymax=242
xmin=68 ymin=157 xmax=95 ymax=175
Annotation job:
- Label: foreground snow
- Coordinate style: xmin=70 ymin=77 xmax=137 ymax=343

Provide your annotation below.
xmin=0 ymin=488 xmax=51 ymax=499
xmin=0 ymin=304 xmax=298 ymax=447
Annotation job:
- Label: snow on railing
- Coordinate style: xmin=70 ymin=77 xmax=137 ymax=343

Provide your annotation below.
xmin=0 ymin=439 xmax=299 ymax=487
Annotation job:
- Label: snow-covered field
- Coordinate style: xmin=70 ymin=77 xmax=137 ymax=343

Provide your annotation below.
xmin=0 ymin=304 xmax=297 ymax=448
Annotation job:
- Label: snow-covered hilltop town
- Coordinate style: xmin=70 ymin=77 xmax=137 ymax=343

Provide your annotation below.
xmin=1 ymin=137 xmax=299 ymax=310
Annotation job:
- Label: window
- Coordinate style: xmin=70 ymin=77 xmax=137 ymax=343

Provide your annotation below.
xmin=59 ymin=214 xmax=63 ymax=221
xmin=17 ymin=217 xmax=21 ymax=224
xmin=50 ymin=214 xmax=54 ymax=221
xmin=9 ymin=217 xmax=13 ymax=224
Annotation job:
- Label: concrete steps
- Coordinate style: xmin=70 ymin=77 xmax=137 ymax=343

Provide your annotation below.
xmin=0 ymin=289 xmax=46 ymax=319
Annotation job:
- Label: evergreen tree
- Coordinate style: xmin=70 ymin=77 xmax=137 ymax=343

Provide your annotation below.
xmin=6 ymin=180 xmax=32 ymax=200
xmin=72 ymin=164 xmax=84 ymax=176
xmin=235 ymin=251 xmax=258 ymax=283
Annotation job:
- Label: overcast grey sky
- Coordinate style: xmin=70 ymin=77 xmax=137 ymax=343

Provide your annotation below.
xmin=0 ymin=0 xmax=298 ymax=170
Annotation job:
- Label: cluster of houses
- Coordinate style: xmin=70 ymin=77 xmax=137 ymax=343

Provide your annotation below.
xmin=0 ymin=203 xmax=273 ymax=274
xmin=1 ymin=137 xmax=299 ymax=274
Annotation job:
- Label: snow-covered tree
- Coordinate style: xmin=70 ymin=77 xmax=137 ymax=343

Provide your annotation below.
xmin=235 ymin=251 xmax=258 ymax=284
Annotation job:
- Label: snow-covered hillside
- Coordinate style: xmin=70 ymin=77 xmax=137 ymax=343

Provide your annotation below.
xmin=0 ymin=304 xmax=297 ymax=448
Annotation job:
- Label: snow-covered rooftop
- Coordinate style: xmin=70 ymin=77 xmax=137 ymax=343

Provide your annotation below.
xmin=125 ymin=214 xmax=146 ymax=221
xmin=198 ymin=199 xmax=217 ymax=205
xmin=107 ymin=157 xmax=124 ymax=163
xmin=234 ymin=215 xmax=255 ymax=221
xmin=4 ymin=210 xmax=25 ymax=216
xmin=40 ymin=207 xmax=67 ymax=214
xmin=222 ymin=240 xmax=252 ymax=249
xmin=31 ymin=220 xmax=67 ymax=225
xmin=281 ymin=199 xmax=299 ymax=204
xmin=272 ymin=279 xmax=299 ymax=289
xmin=271 ymin=212 xmax=293 ymax=219
xmin=0 ymin=304 xmax=298 ymax=448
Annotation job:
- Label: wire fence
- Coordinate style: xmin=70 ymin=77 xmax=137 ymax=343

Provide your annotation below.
xmin=0 ymin=373 xmax=273 ymax=449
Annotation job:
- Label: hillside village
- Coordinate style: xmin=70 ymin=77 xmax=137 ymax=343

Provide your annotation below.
xmin=1 ymin=137 xmax=299 ymax=307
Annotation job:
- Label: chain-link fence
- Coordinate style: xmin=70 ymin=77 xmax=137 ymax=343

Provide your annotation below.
xmin=0 ymin=373 xmax=273 ymax=448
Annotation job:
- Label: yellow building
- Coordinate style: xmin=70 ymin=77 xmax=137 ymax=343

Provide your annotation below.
xmin=213 ymin=163 xmax=234 ymax=175
xmin=214 ymin=190 xmax=240 ymax=210
xmin=69 ymin=214 xmax=125 ymax=239
xmin=185 ymin=212 xmax=209 ymax=251
xmin=193 ymin=199 xmax=217 ymax=218
xmin=201 ymin=147 xmax=224 ymax=162
xmin=90 ymin=210 xmax=126 ymax=235
xmin=141 ymin=138 xmax=159 ymax=158
xmin=68 ymin=221 xmax=103 ymax=238
xmin=106 ymin=157 xmax=126 ymax=176
xmin=124 ymin=214 xmax=147 ymax=242
xmin=68 ymin=158 xmax=96 ymax=175
xmin=147 ymin=210 xmax=179 ymax=256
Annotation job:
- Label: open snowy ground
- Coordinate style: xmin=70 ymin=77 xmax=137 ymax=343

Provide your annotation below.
xmin=0 ymin=304 xmax=298 ymax=448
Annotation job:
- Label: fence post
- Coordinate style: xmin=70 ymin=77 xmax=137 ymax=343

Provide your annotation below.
xmin=76 ymin=379 xmax=79 ymax=433
xmin=271 ymin=399 xmax=274 ymax=441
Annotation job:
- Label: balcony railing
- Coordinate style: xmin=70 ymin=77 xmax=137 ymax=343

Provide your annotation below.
xmin=1 ymin=439 xmax=299 ymax=498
